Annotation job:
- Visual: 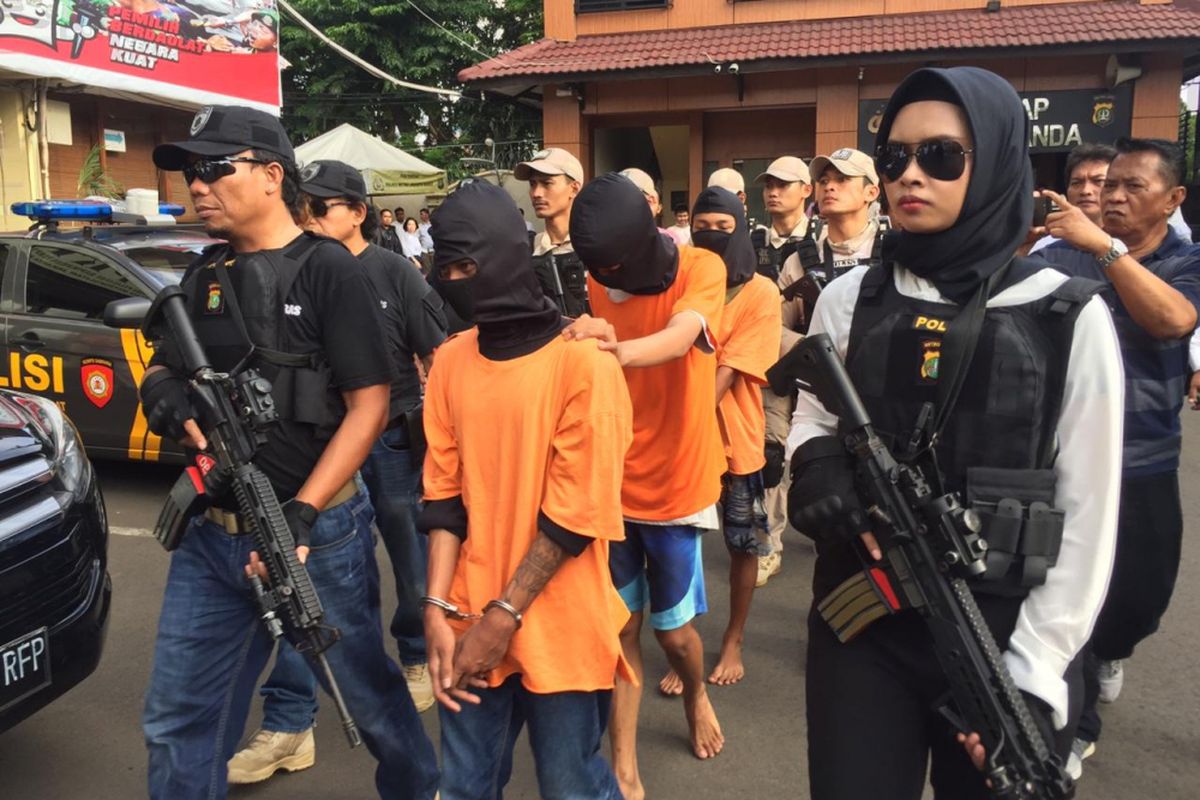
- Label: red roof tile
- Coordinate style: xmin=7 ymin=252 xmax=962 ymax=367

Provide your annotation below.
xmin=460 ymin=0 xmax=1200 ymax=86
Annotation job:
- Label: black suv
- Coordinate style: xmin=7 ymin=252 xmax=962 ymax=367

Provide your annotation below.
xmin=0 ymin=389 xmax=110 ymax=733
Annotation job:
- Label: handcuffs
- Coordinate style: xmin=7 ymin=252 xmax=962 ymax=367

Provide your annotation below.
xmin=420 ymin=595 xmax=523 ymax=629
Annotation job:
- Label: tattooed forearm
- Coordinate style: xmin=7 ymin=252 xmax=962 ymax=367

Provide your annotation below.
xmin=501 ymin=532 xmax=568 ymax=613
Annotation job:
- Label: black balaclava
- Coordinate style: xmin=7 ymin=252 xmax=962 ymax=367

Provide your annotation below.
xmin=691 ymin=186 xmax=755 ymax=288
xmin=430 ymin=180 xmax=563 ymax=360
xmin=570 ymin=172 xmax=679 ymax=296
xmin=874 ymin=66 xmax=1034 ymax=304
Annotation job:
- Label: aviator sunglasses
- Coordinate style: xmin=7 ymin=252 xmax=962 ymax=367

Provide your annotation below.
xmin=874 ymin=139 xmax=974 ymax=183
xmin=183 ymin=157 xmax=269 ymax=185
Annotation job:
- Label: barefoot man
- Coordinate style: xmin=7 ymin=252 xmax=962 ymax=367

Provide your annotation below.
xmin=566 ymin=173 xmax=727 ymax=798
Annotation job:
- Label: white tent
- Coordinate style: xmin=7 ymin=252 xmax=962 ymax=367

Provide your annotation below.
xmin=294 ymin=123 xmax=447 ymax=196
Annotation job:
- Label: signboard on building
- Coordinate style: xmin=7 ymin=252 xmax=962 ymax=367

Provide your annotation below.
xmin=857 ymin=85 xmax=1133 ymax=154
xmin=362 ymin=167 xmax=447 ymax=196
xmin=0 ymin=1 xmax=281 ymax=113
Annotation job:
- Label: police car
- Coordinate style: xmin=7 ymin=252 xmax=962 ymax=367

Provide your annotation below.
xmin=2 ymin=200 xmax=223 ymax=464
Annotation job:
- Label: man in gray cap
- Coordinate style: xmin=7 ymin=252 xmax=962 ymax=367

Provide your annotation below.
xmin=751 ymin=155 xmax=814 ymax=588
xmin=228 ymin=159 xmax=448 ymax=785
xmin=516 ymin=147 xmax=590 ymax=316
xmin=138 ymin=106 xmax=438 ymax=800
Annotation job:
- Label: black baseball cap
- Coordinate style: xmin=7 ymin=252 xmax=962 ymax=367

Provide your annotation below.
xmin=299 ymin=160 xmax=367 ymax=202
xmin=153 ymin=105 xmax=295 ymax=171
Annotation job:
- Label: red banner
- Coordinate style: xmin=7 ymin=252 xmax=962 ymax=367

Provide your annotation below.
xmin=0 ymin=1 xmax=280 ymax=113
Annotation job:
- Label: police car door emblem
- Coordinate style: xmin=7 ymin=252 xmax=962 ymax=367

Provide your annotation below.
xmin=191 ymin=107 xmax=214 ymax=136
xmin=81 ymin=358 xmax=114 ymax=408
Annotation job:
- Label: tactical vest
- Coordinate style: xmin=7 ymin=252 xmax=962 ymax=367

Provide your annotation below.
xmin=751 ymin=226 xmax=798 ymax=283
xmin=532 ymin=248 xmax=590 ymax=317
xmin=844 ymin=261 xmax=1101 ymax=595
xmin=180 ymin=233 xmax=346 ymax=441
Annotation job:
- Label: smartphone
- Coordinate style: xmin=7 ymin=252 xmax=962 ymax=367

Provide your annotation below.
xmin=1032 ymin=195 xmax=1061 ymax=227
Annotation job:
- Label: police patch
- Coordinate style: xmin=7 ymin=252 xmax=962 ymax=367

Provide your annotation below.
xmin=920 ymin=338 xmax=941 ymax=383
xmin=299 ymin=163 xmax=320 ymax=183
xmin=191 ymin=106 xmax=214 ymax=136
xmin=831 ymin=148 xmax=854 ymax=161
xmin=205 ymin=281 xmax=223 ymax=314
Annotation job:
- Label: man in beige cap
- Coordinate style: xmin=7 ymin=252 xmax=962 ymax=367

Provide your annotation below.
xmin=752 ymin=155 xmax=813 ymax=588
xmin=620 ymin=167 xmax=692 ymax=247
xmin=708 ymin=167 xmax=747 ymax=208
xmin=760 ymin=149 xmax=890 ymax=586
xmin=516 ymin=147 xmax=590 ymax=316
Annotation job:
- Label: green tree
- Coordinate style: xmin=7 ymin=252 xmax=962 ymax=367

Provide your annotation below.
xmin=280 ymin=0 xmax=542 ymax=156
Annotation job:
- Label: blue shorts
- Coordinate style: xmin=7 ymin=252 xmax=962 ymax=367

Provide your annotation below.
xmin=721 ymin=471 xmax=768 ymax=556
xmin=609 ymin=522 xmax=707 ymax=631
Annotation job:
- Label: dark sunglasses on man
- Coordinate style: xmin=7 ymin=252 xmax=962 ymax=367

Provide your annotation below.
xmin=183 ymin=156 xmax=270 ymax=186
xmin=874 ymin=139 xmax=974 ymax=183
xmin=309 ymin=198 xmax=354 ymax=218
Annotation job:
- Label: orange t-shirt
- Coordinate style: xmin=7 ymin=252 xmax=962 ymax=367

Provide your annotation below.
xmin=587 ymin=245 xmax=726 ymax=520
xmin=422 ymin=330 xmax=634 ymax=694
xmin=717 ymin=274 xmax=782 ymax=475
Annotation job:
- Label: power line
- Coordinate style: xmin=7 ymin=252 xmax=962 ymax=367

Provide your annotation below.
xmin=402 ymin=0 xmax=495 ymax=63
xmin=277 ymin=0 xmax=462 ymax=99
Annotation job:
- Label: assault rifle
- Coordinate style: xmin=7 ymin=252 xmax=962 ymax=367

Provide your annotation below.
xmin=105 ymin=287 xmax=362 ymax=748
xmin=769 ymin=333 xmax=1073 ymax=800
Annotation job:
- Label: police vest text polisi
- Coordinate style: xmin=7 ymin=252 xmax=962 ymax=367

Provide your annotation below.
xmin=844 ymin=262 xmax=1101 ymax=594
xmin=179 ymin=234 xmax=346 ymax=439
xmin=532 ymin=249 xmax=590 ymax=317
xmin=751 ymin=227 xmax=797 ymax=283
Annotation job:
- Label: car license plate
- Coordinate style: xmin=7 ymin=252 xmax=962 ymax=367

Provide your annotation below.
xmin=0 ymin=628 xmax=51 ymax=712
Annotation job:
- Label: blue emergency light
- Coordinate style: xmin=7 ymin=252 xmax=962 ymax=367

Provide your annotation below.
xmin=11 ymin=199 xmax=186 ymax=221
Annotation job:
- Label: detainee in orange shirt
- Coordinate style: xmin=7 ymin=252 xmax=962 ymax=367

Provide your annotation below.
xmin=564 ymin=173 xmax=728 ymax=800
xmin=417 ymin=181 xmax=634 ymax=800
xmin=687 ymin=186 xmax=782 ymax=686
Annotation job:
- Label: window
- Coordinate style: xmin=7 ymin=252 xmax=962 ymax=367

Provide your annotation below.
xmin=24 ymin=245 xmax=141 ymax=320
xmin=576 ymin=0 xmax=668 ymax=13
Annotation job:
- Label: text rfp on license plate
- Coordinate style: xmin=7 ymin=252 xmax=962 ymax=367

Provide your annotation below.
xmin=0 ymin=627 xmax=51 ymax=712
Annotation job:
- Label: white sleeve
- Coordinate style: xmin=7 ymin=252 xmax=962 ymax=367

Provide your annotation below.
xmin=1003 ymin=295 xmax=1123 ymax=729
xmin=784 ymin=266 xmax=870 ymax=459
xmin=1190 ymin=328 xmax=1200 ymax=373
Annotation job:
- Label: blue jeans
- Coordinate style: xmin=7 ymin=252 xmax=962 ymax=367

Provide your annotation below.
xmin=142 ymin=492 xmax=438 ymax=800
xmin=439 ymin=674 xmax=621 ymax=800
xmin=260 ymin=429 xmax=428 ymax=731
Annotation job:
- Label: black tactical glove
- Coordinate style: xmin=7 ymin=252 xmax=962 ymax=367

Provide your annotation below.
xmin=787 ymin=435 xmax=868 ymax=545
xmin=282 ymin=499 xmax=319 ymax=550
xmin=762 ymin=441 xmax=786 ymax=489
xmin=139 ymin=369 xmax=194 ymax=441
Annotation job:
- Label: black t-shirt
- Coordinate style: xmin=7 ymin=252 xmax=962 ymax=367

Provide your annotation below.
xmin=151 ymin=235 xmax=396 ymax=500
xmin=357 ymin=243 xmax=447 ymax=417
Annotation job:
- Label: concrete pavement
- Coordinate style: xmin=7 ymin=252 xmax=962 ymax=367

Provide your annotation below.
xmin=1 ymin=416 xmax=1198 ymax=799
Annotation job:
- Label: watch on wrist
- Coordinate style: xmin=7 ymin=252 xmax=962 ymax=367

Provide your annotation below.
xmin=1097 ymin=237 xmax=1128 ymax=269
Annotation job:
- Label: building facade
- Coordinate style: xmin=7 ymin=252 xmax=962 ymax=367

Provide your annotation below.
xmin=463 ymin=0 xmax=1200 ymax=223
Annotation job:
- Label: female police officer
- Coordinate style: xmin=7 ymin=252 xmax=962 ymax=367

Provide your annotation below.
xmin=785 ymin=67 xmax=1123 ymax=798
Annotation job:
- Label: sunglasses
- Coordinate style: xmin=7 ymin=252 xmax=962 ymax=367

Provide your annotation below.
xmin=183 ymin=157 xmax=269 ymax=186
xmin=309 ymin=198 xmax=354 ymax=218
xmin=875 ymin=140 xmax=974 ymax=183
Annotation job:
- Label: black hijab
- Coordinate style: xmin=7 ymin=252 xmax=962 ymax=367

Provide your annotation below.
xmin=691 ymin=186 xmax=755 ymax=288
xmin=874 ymin=67 xmax=1034 ymax=303
xmin=570 ymin=172 xmax=679 ymax=295
xmin=430 ymin=180 xmax=563 ymax=360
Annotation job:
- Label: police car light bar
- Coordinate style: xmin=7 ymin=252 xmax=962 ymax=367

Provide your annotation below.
xmin=11 ymin=200 xmax=187 ymax=222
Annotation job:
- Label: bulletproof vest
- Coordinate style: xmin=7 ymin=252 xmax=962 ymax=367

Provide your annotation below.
xmin=751 ymin=226 xmax=798 ymax=283
xmin=844 ymin=261 xmax=1101 ymax=594
xmin=532 ymin=248 xmax=590 ymax=317
xmin=180 ymin=234 xmax=345 ymax=440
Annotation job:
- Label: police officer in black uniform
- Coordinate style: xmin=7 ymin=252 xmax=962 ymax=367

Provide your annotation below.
xmin=515 ymin=148 xmax=590 ymax=317
xmin=751 ymin=155 xmax=814 ymax=283
xmin=229 ymin=159 xmax=449 ymax=784
xmin=138 ymin=106 xmax=438 ymax=800
xmin=786 ymin=68 xmax=1122 ymax=799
